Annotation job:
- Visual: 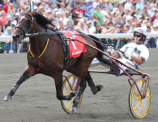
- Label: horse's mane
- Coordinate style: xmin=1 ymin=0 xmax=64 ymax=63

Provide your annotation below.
xmin=33 ymin=13 xmax=52 ymax=29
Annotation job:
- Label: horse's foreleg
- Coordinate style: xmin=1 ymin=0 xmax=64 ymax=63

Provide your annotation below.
xmin=4 ymin=65 xmax=37 ymax=101
xmin=54 ymin=73 xmax=75 ymax=100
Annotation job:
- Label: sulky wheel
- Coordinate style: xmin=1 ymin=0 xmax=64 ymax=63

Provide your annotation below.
xmin=129 ymin=79 xmax=151 ymax=118
xmin=61 ymin=74 xmax=83 ymax=114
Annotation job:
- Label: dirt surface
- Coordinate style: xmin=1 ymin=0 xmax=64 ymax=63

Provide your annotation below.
xmin=0 ymin=49 xmax=158 ymax=122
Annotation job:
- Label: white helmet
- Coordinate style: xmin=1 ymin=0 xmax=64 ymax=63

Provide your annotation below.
xmin=134 ymin=27 xmax=147 ymax=42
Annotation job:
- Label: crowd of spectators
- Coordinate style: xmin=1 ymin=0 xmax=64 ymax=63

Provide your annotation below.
xmin=0 ymin=0 xmax=158 ymax=53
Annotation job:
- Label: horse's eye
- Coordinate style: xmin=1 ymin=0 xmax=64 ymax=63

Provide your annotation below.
xmin=26 ymin=20 xmax=30 ymax=25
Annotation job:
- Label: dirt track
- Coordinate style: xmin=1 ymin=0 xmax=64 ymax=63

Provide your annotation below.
xmin=0 ymin=49 xmax=158 ymax=122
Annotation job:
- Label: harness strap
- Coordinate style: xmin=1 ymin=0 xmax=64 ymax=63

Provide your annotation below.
xmin=48 ymin=36 xmax=64 ymax=44
xmin=29 ymin=38 xmax=49 ymax=58
xmin=29 ymin=38 xmax=49 ymax=71
xmin=39 ymin=38 xmax=49 ymax=58
xmin=48 ymin=35 xmax=69 ymax=69
xmin=16 ymin=25 xmax=27 ymax=33
xmin=35 ymin=58 xmax=40 ymax=71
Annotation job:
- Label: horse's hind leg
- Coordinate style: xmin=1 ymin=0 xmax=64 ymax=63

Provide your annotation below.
xmin=4 ymin=65 xmax=37 ymax=101
xmin=73 ymin=71 xmax=103 ymax=112
xmin=73 ymin=77 xmax=87 ymax=112
xmin=86 ymin=71 xmax=103 ymax=95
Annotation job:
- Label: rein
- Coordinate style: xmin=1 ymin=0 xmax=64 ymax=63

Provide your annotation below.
xmin=25 ymin=31 xmax=107 ymax=48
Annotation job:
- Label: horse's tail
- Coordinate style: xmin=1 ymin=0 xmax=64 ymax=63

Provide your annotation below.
xmin=87 ymin=34 xmax=104 ymax=59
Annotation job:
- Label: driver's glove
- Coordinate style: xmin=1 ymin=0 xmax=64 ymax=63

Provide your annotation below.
xmin=107 ymin=46 xmax=114 ymax=53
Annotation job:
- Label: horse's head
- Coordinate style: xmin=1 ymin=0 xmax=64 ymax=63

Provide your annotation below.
xmin=12 ymin=10 xmax=36 ymax=43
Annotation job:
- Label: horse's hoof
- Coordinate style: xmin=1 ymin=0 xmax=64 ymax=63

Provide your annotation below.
xmin=92 ymin=84 xmax=104 ymax=95
xmin=72 ymin=106 xmax=78 ymax=113
xmin=73 ymin=97 xmax=80 ymax=105
xmin=96 ymin=84 xmax=104 ymax=91
xmin=70 ymin=92 xmax=76 ymax=98
xmin=92 ymin=89 xmax=98 ymax=95
xmin=3 ymin=95 xmax=12 ymax=101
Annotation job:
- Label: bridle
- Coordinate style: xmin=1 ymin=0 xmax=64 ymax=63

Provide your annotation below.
xmin=15 ymin=13 xmax=33 ymax=38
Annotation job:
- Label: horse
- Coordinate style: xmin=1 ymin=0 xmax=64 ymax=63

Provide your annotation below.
xmin=4 ymin=10 xmax=105 ymax=111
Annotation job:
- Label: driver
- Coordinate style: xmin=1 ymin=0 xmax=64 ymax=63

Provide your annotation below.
xmin=91 ymin=27 xmax=149 ymax=76
xmin=111 ymin=27 xmax=149 ymax=76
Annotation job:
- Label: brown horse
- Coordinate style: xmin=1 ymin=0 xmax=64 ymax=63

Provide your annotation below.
xmin=4 ymin=10 xmax=105 ymax=111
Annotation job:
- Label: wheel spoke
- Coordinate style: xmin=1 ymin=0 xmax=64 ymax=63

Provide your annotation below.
xmin=72 ymin=85 xmax=76 ymax=90
xmin=67 ymin=99 xmax=73 ymax=110
xmin=146 ymin=89 xmax=150 ymax=98
xmin=61 ymin=75 xmax=83 ymax=114
xmin=146 ymin=93 xmax=149 ymax=98
xmin=64 ymin=83 xmax=69 ymax=92
xmin=65 ymin=83 xmax=71 ymax=93
xmin=133 ymin=100 xmax=141 ymax=111
xmin=137 ymin=82 xmax=143 ymax=97
xmin=132 ymin=89 xmax=140 ymax=100
xmin=129 ymin=79 xmax=151 ymax=118
xmin=141 ymin=100 xmax=145 ymax=114
xmin=139 ymin=82 xmax=143 ymax=90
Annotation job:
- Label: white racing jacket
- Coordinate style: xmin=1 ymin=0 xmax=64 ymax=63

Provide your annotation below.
xmin=118 ymin=42 xmax=149 ymax=66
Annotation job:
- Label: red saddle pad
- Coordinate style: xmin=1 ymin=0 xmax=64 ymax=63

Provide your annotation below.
xmin=62 ymin=31 xmax=87 ymax=58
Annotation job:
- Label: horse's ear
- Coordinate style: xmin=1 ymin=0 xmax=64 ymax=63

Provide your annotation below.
xmin=31 ymin=9 xmax=37 ymax=16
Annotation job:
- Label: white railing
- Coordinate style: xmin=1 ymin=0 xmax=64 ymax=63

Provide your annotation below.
xmin=2 ymin=33 xmax=158 ymax=41
xmin=0 ymin=33 xmax=158 ymax=53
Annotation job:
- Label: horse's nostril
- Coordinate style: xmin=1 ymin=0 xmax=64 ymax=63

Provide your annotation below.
xmin=15 ymin=35 xmax=20 ymax=38
xmin=13 ymin=35 xmax=20 ymax=39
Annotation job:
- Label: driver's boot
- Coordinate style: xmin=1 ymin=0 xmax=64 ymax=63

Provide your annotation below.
xmin=110 ymin=63 xmax=120 ymax=77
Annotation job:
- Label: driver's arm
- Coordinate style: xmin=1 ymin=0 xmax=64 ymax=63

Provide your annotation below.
xmin=112 ymin=51 xmax=144 ymax=64
xmin=131 ymin=55 xmax=144 ymax=64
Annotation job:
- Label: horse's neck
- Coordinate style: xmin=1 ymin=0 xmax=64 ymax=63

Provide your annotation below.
xmin=29 ymin=24 xmax=48 ymax=57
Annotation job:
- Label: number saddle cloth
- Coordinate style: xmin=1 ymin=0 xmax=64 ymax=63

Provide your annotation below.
xmin=62 ymin=31 xmax=87 ymax=58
